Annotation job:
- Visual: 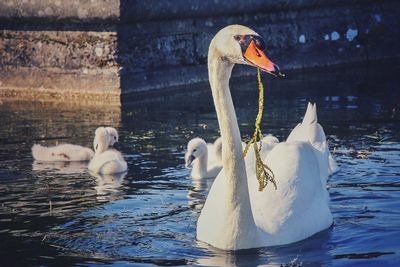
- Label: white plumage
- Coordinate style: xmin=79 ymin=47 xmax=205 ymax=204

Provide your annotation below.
xmin=196 ymin=25 xmax=336 ymax=250
xmin=88 ymin=127 xmax=127 ymax=175
xmin=31 ymin=144 xmax=94 ymax=162
xmin=31 ymin=127 xmax=119 ymax=162
xmin=185 ymin=137 xmax=223 ymax=179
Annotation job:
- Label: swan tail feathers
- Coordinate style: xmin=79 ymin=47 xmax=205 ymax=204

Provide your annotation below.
xmin=313 ymin=103 xmax=318 ymax=122
xmin=302 ymin=102 xmax=318 ymax=125
xmin=288 ymin=102 xmax=321 ymax=143
xmin=302 ymin=102 xmax=312 ymax=125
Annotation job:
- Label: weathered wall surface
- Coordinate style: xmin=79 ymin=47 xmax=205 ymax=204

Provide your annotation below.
xmin=0 ymin=0 xmax=120 ymax=104
xmin=0 ymin=0 xmax=399 ymax=104
xmin=0 ymin=30 xmax=119 ymax=104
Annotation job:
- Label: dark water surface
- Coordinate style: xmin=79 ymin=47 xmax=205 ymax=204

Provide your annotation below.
xmin=0 ymin=64 xmax=400 ymax=266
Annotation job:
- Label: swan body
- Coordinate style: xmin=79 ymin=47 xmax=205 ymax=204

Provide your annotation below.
xmin=32 ymin=144 xmax=94 ymax=162
xmin=88 ymin=127 xmax=127 ymax=175
xmin=88 ymin=149 xmax=127 ymax=174
xmin=185 ymin=137 xmax=223 ymax=178
xmin=196 ymin=25 xmax=333 ymax=250
xmin=261 ymin=134 xmax=279 ymax=152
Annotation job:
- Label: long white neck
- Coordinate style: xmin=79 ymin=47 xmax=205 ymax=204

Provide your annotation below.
xmin=191 ymin=153 xmax=208 ymax=178
xmin=208 ymin=42 xmax=258 ymax=241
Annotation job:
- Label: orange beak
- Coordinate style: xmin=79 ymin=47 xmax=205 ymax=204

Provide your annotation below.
xmin=244 ymin=41 xmax=283 ymax=76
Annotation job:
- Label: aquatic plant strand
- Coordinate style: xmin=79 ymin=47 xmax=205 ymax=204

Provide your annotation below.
xmin=243 ymin=68 xmax=277 ymax=191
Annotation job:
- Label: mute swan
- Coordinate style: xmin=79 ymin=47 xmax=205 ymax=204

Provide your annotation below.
xmin=196 ymin=25 xmax=333 ymax=250
xmin=88 ymin=127 xmax=127 ymax=174
xmin=185 ymin=137 xmax=223 ymax=179
xmin=31 ymin=127 xmax=119 ymax=162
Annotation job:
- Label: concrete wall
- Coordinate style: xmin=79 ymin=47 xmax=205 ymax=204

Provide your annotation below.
xmin=0 ymin=0 xmax=120 ymax=105
xmin=0 ymin=0 xmax=399 ymax=104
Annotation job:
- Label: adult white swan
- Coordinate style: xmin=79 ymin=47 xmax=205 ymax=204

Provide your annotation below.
xmin=196 ymin=25 xmax=333 ymax=250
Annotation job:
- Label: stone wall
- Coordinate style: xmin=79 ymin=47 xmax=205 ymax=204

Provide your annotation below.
xmin=0 ymin=0 xmax=120 ymax=105
xmin=0 ymin=0 xmax=399 ymax=104
xmin=0 ymin=30 xmax=119 ymax=104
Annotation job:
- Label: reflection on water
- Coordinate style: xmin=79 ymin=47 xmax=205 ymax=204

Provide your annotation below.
xmin=196 ymin=228 xmax=333 ymax=266
xmin=93 ymin=172 xmax=127 ymax=202
xmin=0 ymin=63 xmax=400 ymax=266
xmin=187 ymin=177 xmax=214 ymax=212
xmin=32 ymin=161 xmax=88 ymax=174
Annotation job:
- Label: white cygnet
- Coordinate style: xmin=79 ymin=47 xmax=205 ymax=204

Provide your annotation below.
xmin=31 ymin=143 xmax=94 ymax=162
xmin=31 ymin=127 xmax=119 ymax=162
xmin=185 ymin=137 xmax=222 ymax=179
xmin=88 ymin=127 xmax=127 ymax=175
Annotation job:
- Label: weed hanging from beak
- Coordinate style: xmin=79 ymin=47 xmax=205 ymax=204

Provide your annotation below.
xmin=243 ymin=68 xmax=277 ymax=191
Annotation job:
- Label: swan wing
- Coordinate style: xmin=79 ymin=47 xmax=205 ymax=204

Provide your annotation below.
xmin=286 ymin=103 xmax=334 ymax=182
xmin=245 ymin=141 xmax=333 ymax=246
xmin=287 ymin=102 xmax=319 ymax=143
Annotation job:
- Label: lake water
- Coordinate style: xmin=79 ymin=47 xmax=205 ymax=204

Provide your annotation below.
xmin=0 ymin=63 xmax=399 ymax=266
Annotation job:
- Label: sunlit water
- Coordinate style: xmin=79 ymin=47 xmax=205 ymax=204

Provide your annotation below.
xmin=0 ymin=64 xmax=399 ymax=266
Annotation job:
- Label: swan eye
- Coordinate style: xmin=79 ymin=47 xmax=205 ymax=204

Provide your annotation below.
xmin=193 ymin=149 xmax=197 ymax=152
xmin=236 ymin=35 xmax=266 ymax=53
xmin=114 ymin=136 xmax=117 ymax=140
xmin=253 ymin=36 xmax=266 ymax=50
xmin=95 ymin=144 xmax=98 ymax=151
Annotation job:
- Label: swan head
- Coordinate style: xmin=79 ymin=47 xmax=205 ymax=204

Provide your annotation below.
xmin=211 ymin=24 xmax=283 ymax=77
xmin=105 ymin=127 xmax=119 ymax=146
xmin=185 ymin=138 xmax=208 ymax=168
xmin=94 ymin=127 xmax=111 ymax=154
